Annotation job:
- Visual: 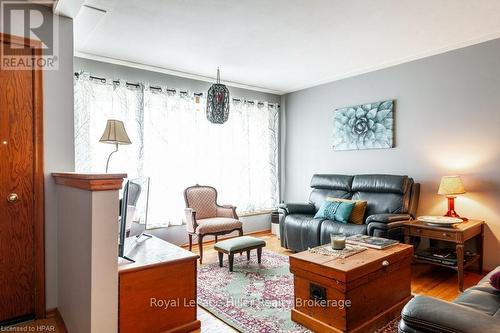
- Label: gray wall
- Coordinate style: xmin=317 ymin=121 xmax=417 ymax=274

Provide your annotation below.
xmin=74 ymin=57 xmax=281 ymax=103
xmin=0 ymin=6 xmax=75 ymax=310
xmin=44 ymin=13 xmax=75 ymax=311
xmin=283 ymin=38 xmax=500 ymax=270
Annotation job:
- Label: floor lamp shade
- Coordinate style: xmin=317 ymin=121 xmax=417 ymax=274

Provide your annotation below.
xmin=99 ymin=119 xmax=132 ymax=145
xmin=100 ymin=119 xmax=131 ymax=172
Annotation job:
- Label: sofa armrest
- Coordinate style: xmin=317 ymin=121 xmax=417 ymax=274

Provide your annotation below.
xmin=365 ymin=213 xmax=411 ymax=224
xmin=279 ymin=202 xmax=316 ymax=216
xmin=401 ymin=296 xmax=500 ymax=333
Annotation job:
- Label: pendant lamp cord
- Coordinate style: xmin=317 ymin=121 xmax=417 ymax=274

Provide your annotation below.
xmin=217 ymin=67 xmax=220 ymax=84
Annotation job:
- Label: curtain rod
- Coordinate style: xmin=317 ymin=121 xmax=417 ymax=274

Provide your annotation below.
xmin=74 ymin=72 xmax=280 ymax=107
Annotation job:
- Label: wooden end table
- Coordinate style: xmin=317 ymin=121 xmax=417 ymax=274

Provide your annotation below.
xmin=403 ymin=219 xmax=484 ymax=291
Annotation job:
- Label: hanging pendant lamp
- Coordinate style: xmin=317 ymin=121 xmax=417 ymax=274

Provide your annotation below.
xmin=206 ymin=67 xmax=230 ymax=124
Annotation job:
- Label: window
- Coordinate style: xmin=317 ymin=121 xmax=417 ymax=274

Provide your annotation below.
xmin=74 ymin=74 xmax=280 ymax=227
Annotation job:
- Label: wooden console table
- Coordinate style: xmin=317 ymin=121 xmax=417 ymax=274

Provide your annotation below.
xmin=119 ymin=236 xmax=200 ymax=333
xmin=403 ymin=219 xmax=484 ymax=291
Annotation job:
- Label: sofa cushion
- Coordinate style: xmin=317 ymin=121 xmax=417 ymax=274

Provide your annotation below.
xmin=466 ymin=267 xmax=500 ymax=295
xmin=196 ymin=217 xmax=242 ymax=234
xmin=309 ymin=189 xmax=351 ymax=211
xmin=454 ymin=289 xmax=500 ymax=317
xmin=320 ymin=220 xmax=367 ymax=245
xmin=351 ymin=174 xmax=409 ymax=194
xmin=314 ymin=200 xmax=355 ymax=223
xmin=327 ymin=197 xmax=367 ymax=224
xmin=351 ymin=192 xmax=403 ymax=217
xmin=283 ymin=214 xmax=322 ymax=251
xmin=310 ymin=174 xmax=354 ymax=191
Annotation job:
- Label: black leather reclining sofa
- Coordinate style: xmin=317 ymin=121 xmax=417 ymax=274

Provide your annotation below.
xmin=279 ymin=174 xmax=420 ymax=252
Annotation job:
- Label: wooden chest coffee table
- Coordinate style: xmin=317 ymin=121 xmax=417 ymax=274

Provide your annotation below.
xmin=289 ymin=244 xmax=413 ymax=333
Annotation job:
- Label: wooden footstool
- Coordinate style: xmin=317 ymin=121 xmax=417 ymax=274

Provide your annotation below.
xmin=214 ymin=236 xmax=266 ymax=272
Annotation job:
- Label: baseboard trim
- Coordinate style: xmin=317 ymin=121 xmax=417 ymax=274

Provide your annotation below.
xmin=181 ymin=229 xmax=272 ymax=248
xmin=46 ymin=308 xmax=68 ymax=333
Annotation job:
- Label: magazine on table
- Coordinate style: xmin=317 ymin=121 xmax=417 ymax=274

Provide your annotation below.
xmin=346 ymin=234 xmax=399 ymax=249
xmin=414 ymin=248 xmax=476 ymax=266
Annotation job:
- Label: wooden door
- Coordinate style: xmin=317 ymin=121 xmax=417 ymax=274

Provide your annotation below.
xmin=0 ymin=33 xmax=45 ymax=324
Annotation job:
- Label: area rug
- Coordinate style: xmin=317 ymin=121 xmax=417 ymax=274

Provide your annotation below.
xmin=197 ymin=250 xmax=399 ymax=333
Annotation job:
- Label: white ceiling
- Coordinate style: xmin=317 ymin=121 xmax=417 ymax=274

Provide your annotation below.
xmin=72 ymin=0 xmax=500 ymax=94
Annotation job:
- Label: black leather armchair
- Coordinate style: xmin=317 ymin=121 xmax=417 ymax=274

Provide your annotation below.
xmin=280 ymin=174 xmax=420 ymax=252
xmin=399 ymin=267 xmax=500 ymax=333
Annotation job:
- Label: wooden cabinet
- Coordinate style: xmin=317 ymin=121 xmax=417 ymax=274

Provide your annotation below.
xmin=119 ymin=236 xmax=200 ymax=333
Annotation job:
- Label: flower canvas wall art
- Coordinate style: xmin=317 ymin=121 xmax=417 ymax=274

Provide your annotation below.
xmin=333 ymin=100 xmax=394 ymax=151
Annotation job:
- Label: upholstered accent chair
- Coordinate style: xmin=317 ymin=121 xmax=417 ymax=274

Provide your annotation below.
xmin=184 ymin=185 xmax=243 ymax=263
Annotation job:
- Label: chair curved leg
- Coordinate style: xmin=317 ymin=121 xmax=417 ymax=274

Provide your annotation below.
xmin=198 ymin=234 xmax=204 ymax=264
xmin=188 ymin=234 xmax=193 ymax=251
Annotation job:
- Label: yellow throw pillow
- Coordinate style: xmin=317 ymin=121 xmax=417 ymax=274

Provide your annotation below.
xmin=326 ymin=197 xmax=367 ymax=224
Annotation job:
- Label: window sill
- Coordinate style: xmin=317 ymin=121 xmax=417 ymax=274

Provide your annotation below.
xmin=239 ymin=209 xmax=276 ymax=217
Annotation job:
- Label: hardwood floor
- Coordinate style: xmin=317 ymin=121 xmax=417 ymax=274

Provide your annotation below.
xmin=9 ymin=309 xmax=66 ymax=332
xmin=11 ymin=232 xmax=485 ymax=333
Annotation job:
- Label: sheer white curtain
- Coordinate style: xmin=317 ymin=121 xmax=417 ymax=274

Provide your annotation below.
xmin=74 ymin=74 xmax=279 ymax=227
xmin=74 ymin=76 xmax=143 ymax=178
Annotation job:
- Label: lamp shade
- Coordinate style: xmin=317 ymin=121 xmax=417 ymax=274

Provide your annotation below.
xmin=99 ymin=119 xmax=132 ymax=145
xmin=438 ymin=176 xmax=466 ymax=196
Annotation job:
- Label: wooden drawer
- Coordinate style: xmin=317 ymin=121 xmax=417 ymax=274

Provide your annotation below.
xmin=409 ymin=227 xmax=458 ymax=242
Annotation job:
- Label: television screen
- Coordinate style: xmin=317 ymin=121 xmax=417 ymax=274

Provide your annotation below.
xmin=118 ymin=180 xmax=130 ymax=259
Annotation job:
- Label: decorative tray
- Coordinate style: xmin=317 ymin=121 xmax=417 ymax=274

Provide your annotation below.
xmin=308 ymin=244 xmax=366 ymax=259
xmin=417 ymin=216 xmax=463 ymax=226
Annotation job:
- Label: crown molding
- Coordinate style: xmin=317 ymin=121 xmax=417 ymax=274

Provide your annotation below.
xmin=74 ymin=51 xmax=284 ymax=95
xmin=281 ymin=32 xmax=500 ymax=93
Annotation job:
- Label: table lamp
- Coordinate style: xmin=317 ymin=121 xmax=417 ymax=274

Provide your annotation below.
xmin=99 ymin=119 xmax=131 ymax=173
xmin=438 ymin=175 xmax=466 ymax=218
